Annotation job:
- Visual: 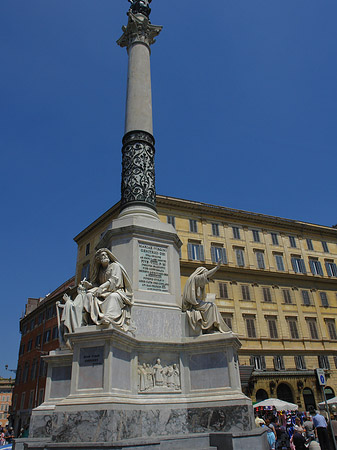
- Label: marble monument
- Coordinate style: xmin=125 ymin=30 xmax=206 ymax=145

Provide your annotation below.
xmin=23 ymin=2 xmax=268 ymax=449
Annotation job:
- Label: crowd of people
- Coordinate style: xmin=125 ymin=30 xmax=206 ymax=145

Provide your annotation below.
xmin=0 ymin=427 xmax=14 ymax=446
xmin=255 ymin=408 xmax=337 ymax=450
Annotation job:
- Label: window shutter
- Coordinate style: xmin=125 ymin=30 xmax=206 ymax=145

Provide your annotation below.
xmin=261 ymin=356 xmax=266 ymax=370
xmin=187 ymin=243 xmax=193 ymax=260
xmin=199 ymin=245 xmax=205 ymax=261
xmin=291 ymin=257 xmax=298 ymax=272
xmin=325 ymin=262 xmax=332 ymax=277
xmin=332 ymin=264 xmax=337 ymax=277
xmin=300 ymin=259 xmax=306 ymax=273
xmin=211 ymin=246 xmax=216 ymax=263
xmin=309 ymin=260 xmax=315 ymax=274
xmin=317 ymin=261 xmax=323 ymax=276
xmin=222 ymin=248 xmax=227 ymax=264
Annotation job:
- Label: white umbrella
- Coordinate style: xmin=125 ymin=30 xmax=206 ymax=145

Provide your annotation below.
xmin=318 ymin=396 xmax=337 ymax=407
xmin=254 ymin=398 xmax=298 ymax=411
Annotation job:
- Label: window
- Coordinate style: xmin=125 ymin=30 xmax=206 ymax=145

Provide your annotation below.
xmin=287 ymin=318 xmax=299 ymax=339
xmin=291 ymin=257 xmax=306 ymax=273
xmin=320 ymin=292 xmax=329 ymax=307
xmin=306 ymin=239 xmax=314 ymax=251
xmin=245 ymin=316 xmax=256 ymax=338
xmin=326 ymin=320 xmax=337 ymax=340
xmin=30 ymin=319 xmax=35 ymax=330
xmin=81 ymin=262 xmax=90 ymax=280
xmin=38 ymin=312 xmax=44 ymax=325
xmin=262 ymin=287 xmax=272 ymax=302
xmin=267 ymin=318 xmax=278 ymax=339
xmin=271 ymin=233 xmax=279 ymax=245
xmin=187 ymin=243 xmax=204 ymax=261
xmin=232 ymin=226 xmax=241 ymax=240
xmin=252 ymin=230 xmax=260 ymax=242
xmin=30 ymin=359 xmax=37 ymax=381
xmin=20 ymin=392 xmax=26 ymax=410
xmin=295 ymin=355 xmax=306 ymax=370
xmin=318 ymin=355 xmax=330 ymax=370
xmin=275 ymin=254 xmax=285 ymax=271
xmin=309 ymin=259 xmax=323 ymax=276
xmin=52 ymin=326 xmax=58 ymax=340
xmin=221 ymin=314 xmax=232 ymax=330
xmin=211 ymin=245 xmax=227 ymax=264
xmin=35 ymin=334 xmax=41 ymax=348
xmin=282 ymin=289 xmax=292 ymax=304
xmin=307 ymin=318 xmax=319 ymax=340
xmin=219 ymin=283 xmax=228 ymax=299
xmin=211 ymin=223 xmax=219 ymax=236
xmin=334 ymin=357 xmax=337 ymax=369
xmin=15 ymin=367 xmax=21 ymax=385
xmin=250 ymin=355 xmax=266 ymax=371
xmin=19 ymin=344 xmax=25 ymax=355
xmin=85 ymin=243 xmax=90 ymax=256
xmin=274 ymin=355 xmax=285 ymax=371
xmin=43 ymin=329 xmax=51 ymax=343
xmin=235 ymin=248 xmax=245 ymax=267
xmin=28 ymin=390 xmax=34 ymax=409
xmin=322 ymin=241 xmax=329 ymax=253
xmin=167 ymin=215 xmax=175 ymax=228
xmin=46 ymin=306 xmax=53 ymax=320
xmin=241 ymin=285 xmax=251 ymax=301
xmin=38 ymin=389 xmax=44 ymax=406
xmin=39 ymin=359 xmax=47 ymax=377
xmin=325 ymin=261 xmax=337 ymax=277
xmin=23 ymin=362 xmax=29 ymax=383
xmin=12 ymin=394 xmax=17 ymax=410
xmin=301 ymin=290 xmax=311 ymax=306
xmin=189 ymin=219 xmax=198 ymax=233
xmin=289 ymin=236 xmax=296 ymax=248
xmin=256 ymin=251 xmax=265 ymax=269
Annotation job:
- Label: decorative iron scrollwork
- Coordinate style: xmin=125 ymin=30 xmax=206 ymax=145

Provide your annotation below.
xmin=121 ymin=130 xmax=156 ymax=211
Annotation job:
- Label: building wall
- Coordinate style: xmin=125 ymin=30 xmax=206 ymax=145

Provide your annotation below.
xmin=0 ymin=379 xmax=14 ymax=429
xmin=12 ymin=278 xmax=75 ymax=435
xmin=73 ymin=196 xmax=337 ymax=410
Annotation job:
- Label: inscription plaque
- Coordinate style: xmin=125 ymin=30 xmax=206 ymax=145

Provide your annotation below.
xmin=79 ymin=346 xmax=104 ymax=366
xmin=139 ymin=242 xmax=169 ymax=292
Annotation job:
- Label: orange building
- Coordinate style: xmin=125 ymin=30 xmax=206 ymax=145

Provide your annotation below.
xmin=0 ymin=378 xmax=14 ymax=429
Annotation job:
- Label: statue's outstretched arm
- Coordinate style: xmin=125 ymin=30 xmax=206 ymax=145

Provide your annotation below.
xmin=205 ymin=259 xmax=221 ymax=280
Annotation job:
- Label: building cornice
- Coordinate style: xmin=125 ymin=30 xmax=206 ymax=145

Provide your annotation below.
xmin=73 ymin=195 xmax=337 ymax=244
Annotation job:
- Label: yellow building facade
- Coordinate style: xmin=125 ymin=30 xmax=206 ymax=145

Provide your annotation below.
xmin=74 ymin=195 xmax=337 ymax=411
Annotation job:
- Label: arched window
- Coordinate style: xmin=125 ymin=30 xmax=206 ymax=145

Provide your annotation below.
xmin=277 ymin=383 xmax=294 ymax=404
xmin=324 ymin=386 xmax=335 ymax=400
xmin=256 ymin=389 xmax=268 ymax=402
xmin=303 ymin=387 xmax=316 ymax=411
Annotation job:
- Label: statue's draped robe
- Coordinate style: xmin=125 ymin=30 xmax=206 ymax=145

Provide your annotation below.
xmin=62 ymin=261 xmax=133 ymax=337
xmin=182 ymin=267 xmax=230 ymax=333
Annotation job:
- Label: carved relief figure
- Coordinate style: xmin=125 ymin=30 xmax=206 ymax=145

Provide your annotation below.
xmin=57 ymin=248 xmax=133 ymax=347
xmin=138 ymin=359 xmax=180 ymax=392
xmin=182 ymin=260 xmax=230 ymax=334
xmin=153 ymin=358 xmax=164 ymax=386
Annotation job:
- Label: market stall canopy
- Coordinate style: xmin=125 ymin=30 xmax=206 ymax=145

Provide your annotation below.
xmin=318 ymin=396 xmax=337 ymax=407
xmin=254 ymin=398 xmax=298 ymax=411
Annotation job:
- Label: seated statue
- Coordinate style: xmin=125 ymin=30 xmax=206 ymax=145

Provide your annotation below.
xmin=57 ymin=248 xmax=133 ymax=348
xmin=182 ymin=260 xmax=230 ymax=334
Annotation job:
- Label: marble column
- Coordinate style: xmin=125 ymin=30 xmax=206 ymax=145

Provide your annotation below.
xmin=117 ymin=11 xmax=162 ymax=214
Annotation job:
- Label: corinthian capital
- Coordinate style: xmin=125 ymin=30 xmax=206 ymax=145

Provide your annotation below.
xmin=117 ymin=12 xmax=162 ymax=48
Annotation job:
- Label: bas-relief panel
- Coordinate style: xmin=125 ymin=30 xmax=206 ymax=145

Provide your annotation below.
xmin=137 ymin=357 xmax=180 ymax=392
xmin=189 ymin=352 xmax=229 ymax=390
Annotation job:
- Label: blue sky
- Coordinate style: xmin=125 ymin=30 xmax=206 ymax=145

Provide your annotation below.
xmin=1 ymin=0 xmax=336 ymax=376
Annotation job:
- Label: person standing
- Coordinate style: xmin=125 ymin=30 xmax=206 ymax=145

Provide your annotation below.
xmin=311 ymin=409 xmax=331 ymax=450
